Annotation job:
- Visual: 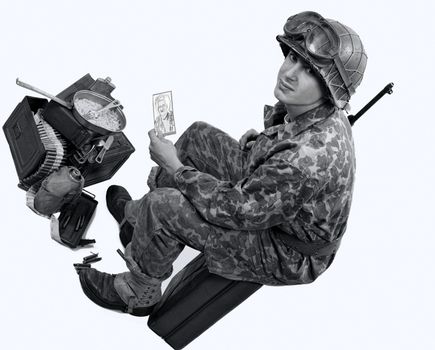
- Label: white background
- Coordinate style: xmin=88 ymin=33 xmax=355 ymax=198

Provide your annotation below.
xmin=0 ymin=1 xmax=434 ymax=349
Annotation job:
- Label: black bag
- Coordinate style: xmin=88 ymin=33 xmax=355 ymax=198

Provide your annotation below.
xmin=147 ymin=253 xmax=262 ymax=349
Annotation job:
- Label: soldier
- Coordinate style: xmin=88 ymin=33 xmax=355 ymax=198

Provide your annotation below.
xmin=78 ymin=11 xmax=367 ymax=316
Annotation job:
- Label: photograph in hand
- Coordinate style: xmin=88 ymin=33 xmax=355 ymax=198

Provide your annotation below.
xmin=152 ymin=91 xmax=176 ymax=136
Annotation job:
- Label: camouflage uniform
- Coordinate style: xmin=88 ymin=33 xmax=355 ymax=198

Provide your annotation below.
xmin=124 ymin=101 xmax=355 ymax=286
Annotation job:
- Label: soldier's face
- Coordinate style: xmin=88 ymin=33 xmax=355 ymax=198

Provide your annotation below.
xmin=158 ymin=101 xmax=168 ymax=114
xmin=274 ymin=51 xmax=325 ymax=107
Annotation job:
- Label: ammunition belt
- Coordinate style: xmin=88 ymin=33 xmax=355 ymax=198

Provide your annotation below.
xmin=21 ymin=112 xmax=68 ymax=190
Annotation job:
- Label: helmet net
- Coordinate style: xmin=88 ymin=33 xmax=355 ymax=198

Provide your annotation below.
xmin=321 ymin=20 xmax=368 ymax=108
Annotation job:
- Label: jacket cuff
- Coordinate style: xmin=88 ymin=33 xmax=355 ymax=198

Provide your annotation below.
xmin=173 ymin=165 xmax=197 ymax=190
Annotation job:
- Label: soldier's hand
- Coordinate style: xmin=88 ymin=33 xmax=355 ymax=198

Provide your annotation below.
xmin=148 ymin=129 xmax=183 ymax=176
xmin=239 ymin=129 xmax=259 ymax=150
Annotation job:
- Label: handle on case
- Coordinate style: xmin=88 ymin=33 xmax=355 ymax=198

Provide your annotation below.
xmin=16 ymin=78 xmax=73 ymax=109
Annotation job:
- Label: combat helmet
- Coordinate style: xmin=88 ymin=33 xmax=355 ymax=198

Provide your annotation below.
xmin=277 ymin=11 xmax=368 ymax=110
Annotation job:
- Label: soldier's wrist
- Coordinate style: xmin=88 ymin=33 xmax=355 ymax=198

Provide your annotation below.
xmin=166 ymin=159 xmax=184 ymax=176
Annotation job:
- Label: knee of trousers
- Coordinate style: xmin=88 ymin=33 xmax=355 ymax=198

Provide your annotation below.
xmin=177 ymin=121 xmax=213 ymax=157
xmin=185 ymin=121 xmax=211 ymax=134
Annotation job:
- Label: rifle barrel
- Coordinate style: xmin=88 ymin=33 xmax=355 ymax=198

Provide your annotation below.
xmin=348 ymin=82 xmax=394 ymax=126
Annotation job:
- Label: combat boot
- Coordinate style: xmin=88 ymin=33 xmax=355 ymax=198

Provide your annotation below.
xmin=78 ymin=268 xmax=161 ymax=316
xmin=106 ymin=185 xmax=134 ymax=247
xmin=77 ymin=243 xmax=162 ymax=316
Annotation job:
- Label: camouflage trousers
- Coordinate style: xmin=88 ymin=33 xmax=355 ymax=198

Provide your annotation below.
xmin=124 ymin=122 xmax=309 ymax=286
xmin=124 ymin=121 xmax=249 ymax=282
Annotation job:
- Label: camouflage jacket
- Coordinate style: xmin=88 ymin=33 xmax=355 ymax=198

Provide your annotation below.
xmin=174 ymin=102 xmax=355 ymax=285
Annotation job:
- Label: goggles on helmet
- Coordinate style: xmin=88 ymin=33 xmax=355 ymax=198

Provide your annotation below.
xmin=278 ymin=11 xmax=355 ymax=95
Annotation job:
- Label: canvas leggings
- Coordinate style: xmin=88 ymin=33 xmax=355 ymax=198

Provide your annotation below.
xmin=123 ymin=121 xmax=249 ymax=282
